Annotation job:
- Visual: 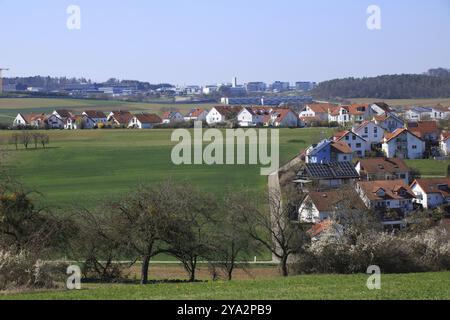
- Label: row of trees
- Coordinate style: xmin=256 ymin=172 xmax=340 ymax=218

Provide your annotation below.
xmin=8 ymin=132 xmax=49 ymax=150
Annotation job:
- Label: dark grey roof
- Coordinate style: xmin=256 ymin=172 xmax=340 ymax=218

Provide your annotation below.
xmin=298 ymin=162 xmax=360 ymax=180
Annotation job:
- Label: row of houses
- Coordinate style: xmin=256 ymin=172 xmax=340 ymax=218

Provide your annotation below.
xmin=296 ymin=157 xmax=450 ymax=228
xmin=13 ymin=106 xmax=302 ymax=130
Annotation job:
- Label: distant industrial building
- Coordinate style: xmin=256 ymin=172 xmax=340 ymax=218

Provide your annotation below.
xmin=221 ymin=95 xmax=313 ymax=106
xmin=295 ymin=81 xmax=317 ymax=92
xmin=246 ymin=82 xmax=267 ymax=92
xmin=271 ymin=81 xmax=290 ymax=92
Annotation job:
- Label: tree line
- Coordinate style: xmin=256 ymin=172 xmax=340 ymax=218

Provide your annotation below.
xmin=7 ymin=132 xmax=50 ymax=150
xmin=313 ymin=70 xmax=450 ymax=99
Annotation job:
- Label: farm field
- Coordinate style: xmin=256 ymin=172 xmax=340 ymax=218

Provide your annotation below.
xmin=0 ymin=128 xmax=333 ymax=209
xmin=349 ymin=98 xmax=450 ymax=108
xmin=1 ymin=271 xmax=449 ymax=300
xmin=0 ymin=97 xmax=217 ymax=125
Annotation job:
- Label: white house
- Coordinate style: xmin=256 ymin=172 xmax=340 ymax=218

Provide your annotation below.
xmin=184 ymin=109 xmax=209 ymax=122
xmin=13 ymin=113 xmax=46 ymax=128
xmin=128 ymin=113 xmax=162 ymax=129
xmin=46 ymin=114 xmax=65 ymax=129
xmin=405 ymin=107 xmax=432 ymax=121
xmin=299 ymin=103 xmax=338 ymax=122
xmin=382 ymin=128 xmax=425 ymax=159
xmin=82 ymin=111 xmax=108 ymax=125
xmin=370 ymin=102 xmax=393 ymax=116
xmin=429 ymin=105 xmax=450 ymax=120
xmin=72 ymin=115 xmax=96 ymax=129
xmin=352 ymin=121 xmax=385 ymax=146
xmin=206 ymin=106 xmax=239 ymax=125
xmin=237 ymin=107 xmax=261 ymax=127
xmin=329 ymin=104 xmax=370 ymax=125
xmin=162 ymin=111 xmax=184 ymax=124
xmin=411 ymin=178 xmax=450 ymax=209
xmin=373 ymin=114 xmax=405 ymax=133
xmin=332 ymin=131 xmax=368 ymax=157
xmin=269 ymin=109 xmax=299 ymax=127
xmin=440 ymin=132 xmax=450 ymax=156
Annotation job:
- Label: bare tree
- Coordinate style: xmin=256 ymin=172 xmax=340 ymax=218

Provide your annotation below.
xmin=9 ymin=133 xmax=20 ymax=150
xmin=20 ymin=131 xmax=32 ymax=149
xmin=239 ymin=188 xmax=307 ymax=277
xmin=38 ymin=134 xmax=50 ymax=149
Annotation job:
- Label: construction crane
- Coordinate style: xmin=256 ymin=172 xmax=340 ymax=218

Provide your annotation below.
xmin=0 ymin=68 xmax=10 ymax=95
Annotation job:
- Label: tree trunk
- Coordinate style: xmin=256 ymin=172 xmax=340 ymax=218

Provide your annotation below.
xmin=141 ymin=255 xmax=151 ymax=285
xmin=280 ymin=255 xmax=289 ymax=277
xmin=188 ymin=258 xmax=197 ymax=282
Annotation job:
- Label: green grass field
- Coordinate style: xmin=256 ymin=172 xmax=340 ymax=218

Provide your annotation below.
xmin=1 ymin=272 xmax=449 ymax=300
xmin=0 ymin=128 xmax=332 ymax=209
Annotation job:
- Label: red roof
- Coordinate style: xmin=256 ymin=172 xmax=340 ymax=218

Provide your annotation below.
xmin=407 ymin=121 xmax=440 ymax=139
xmin=307 ymin=220 xmax=333 ymax=238
xmin=384 ymin=128 xmax=423 ymax=143
xmin=135 ymin=113 xmax=162 ymax=124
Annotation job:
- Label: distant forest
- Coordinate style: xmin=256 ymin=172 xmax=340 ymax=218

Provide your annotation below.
xmin=313 ymin=68 xmax=450 ymax=99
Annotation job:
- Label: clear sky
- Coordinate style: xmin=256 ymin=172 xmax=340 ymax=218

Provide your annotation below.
xmin=0 ymin=0 xmax=449 ymax=85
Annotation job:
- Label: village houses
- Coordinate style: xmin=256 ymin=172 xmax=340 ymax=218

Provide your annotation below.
xmin=373 ymin=114 xmax=405 ymax=133
xmin=184 ymin=109 xmax=209 ymax=122
xmin=128 ymin=113 xmax=162 ymax=129
xmin=382 ymin=128 xmax=425 ymax=159
xmin=410 ymin=178 xmax=450 ymax=209
xmin=352 ymin=121 xmax=385 ymax=147
xmin=332 ymin=130 xmax=368 ymax=157
xmin=355 ymin=157 xmax=411 ymax=185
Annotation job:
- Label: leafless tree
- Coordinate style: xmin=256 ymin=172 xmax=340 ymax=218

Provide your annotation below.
xmin=19 ymin=131 xmax=32 ymax=149
xmin=9 ymin=133 xmax=20 ymax=150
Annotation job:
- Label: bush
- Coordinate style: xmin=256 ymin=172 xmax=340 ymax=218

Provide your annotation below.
xmin=0 ymin=249 xmax=68 ymax=291
xmin=293 ymin=226 xmax=450 ymax=274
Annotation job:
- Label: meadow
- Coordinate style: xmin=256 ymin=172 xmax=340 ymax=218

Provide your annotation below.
xmin=1 ymin=271 xmax=449 ymax=300
xmin=0 ymin=128 xmax=333 ymax=209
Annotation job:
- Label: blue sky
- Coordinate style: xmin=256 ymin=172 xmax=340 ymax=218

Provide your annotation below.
xmin=0 ymin=0 xmax=449 ymax=84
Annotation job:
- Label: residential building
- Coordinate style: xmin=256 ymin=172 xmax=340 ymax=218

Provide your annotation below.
xmin=128 ymin=113 xmax=162 ymax=129
xmin=382 ymin=128 xmax=425 ymax=159
xmin=162 ymin=111 xmax=185 ymax=124
xmin=184 ymin=109 xmax=209 ymax=122
xmin=299 ymin=103 xmax=338 ymax=122
xmin=370 ymin=102 xmax=393 ymax=116
xmin=352 ymin=121 xmax=385 ymax=147
xmin=236 ymin=107 xmax=272 ymax=127
xmin=407 ymin=121 xmax=440 ymax=143
xmin=411 ymin=178 xmax=450 ymax=209
xmin=355 ymin=158 xmax=411 ymax=185
xmin=305 ymin=140 xmax=353 ymax=164
xmin=82 ymin=111 xmax=108 ymax=125
xmin=298 ymin=190 xmax=365 ymax=224
xmin=206 ymin=106 xmax=240 ymax=125
xmin=268 ymin=109 xmax=299 ymax=127
xmin=429 ymin=105 xmax=450 ymax=120
xmin=107 ymin=111 xmax=134 ymax=127
xmin=373 ymin=114 xmax=404 ymax=133
xmin=405 ymin=107 xmax=432 ymax=121
xmin=295 ymin=162 xmax=360 ymax=189
xmin=46 ymin=114 xmax=65 ymax=129
xmin=73 ymin=115 xmax=96 ymax=129
xmin=440 ymin=132 xmax=450 ymax=156
xmin=13 ymin=113 xmax=46 ymax=128
xmin=356 ymin=180 xmax=416 ymax=227
xmin=332 ymin=131 xmax=368 ymax=157
xmin=329 ymin=104 xmax=370 ymax=125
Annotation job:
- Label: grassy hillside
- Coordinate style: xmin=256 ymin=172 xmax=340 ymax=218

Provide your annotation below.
xmin=2 ymin=271 xmax=449 ymax=300
xmin=0 ymin=128 xmax=332 ymax=209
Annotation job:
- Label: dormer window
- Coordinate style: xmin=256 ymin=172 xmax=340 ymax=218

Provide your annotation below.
xmin=376 ymin=188 xmax=386 ymax=197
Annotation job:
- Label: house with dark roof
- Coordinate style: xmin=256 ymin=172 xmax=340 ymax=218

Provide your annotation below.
xmin=356 ymin=180 xmax=416 ymax=226
xmin=355 ymin=158 xmax=411 ymax=184
xmin=296 ymin=161 xmax=360 ymax=188
xmin=82 ymin=110 xmax=107 ymax=125
xmin=405 ymin=107 xmax=432 ymax=121
xmin=298 ymin=190 xmax=365 ymax=223
xmin=382 ymin=128 xmax=425 ymax=159
xmin=128 ymin=113 xmax=162 ymax=129
xmin=370 ymin=102 xmax=393 ymax=116
xmin=411 ymin=178 xmax=450 ymax=209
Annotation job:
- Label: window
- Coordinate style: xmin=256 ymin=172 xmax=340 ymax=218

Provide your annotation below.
xmin=356 ymin=143 xmax=362 ymax=148
xmin=352 ymin=135 xmax=356 ymax=140
xmin=412 ymin=145 xmax=417 ymax=149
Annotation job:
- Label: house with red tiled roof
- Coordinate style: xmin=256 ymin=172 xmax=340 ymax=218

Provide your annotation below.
xmin=356 ymin=180 xmax=416 ymax=226
xmin=407 ymin=121 xmax=440 ymax=142
xmin=332 ymin=130 xmax=368 ymax=157
xmin=411 ymin=178 xmax=450 ymax=209
xmin=299 ymin=103 xmax=339 ymax=122
xmin=107 ymin=111 xmax=134 ymax=127
xmin=82 ymin=110 xmax=108 ymax=125
xmin=184 ymin=108 xmax=209 ymax=122
xmin=237 ymin=107 xmax=269 ymax=127
xmin=382 ymin=128 xmax=425 ymax=159
xmin=128 ymin=113 xmax=162 ymax=129
xmin=268 ymin=109 xmax=299 ymax=127
xmin=13 ymin=113 xmax=46 ymax=128
xmin=328 ymin=104 xmax=370 ymax=125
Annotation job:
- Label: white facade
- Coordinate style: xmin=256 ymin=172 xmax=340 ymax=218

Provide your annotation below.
xmin=298 ymin=200 xmax=329 ymax=224
xmin=334 ymin=132 xmax=368 ymax=157
xmin=382 ymin=130 xmax=425 ymax=159
xmin=430 ymin=107 xmax=450 ymax=120
xmin=411 ymin=180 xmax=450 ymax=209
xmin=163 ymin=112 xmax=184 ymax=124
xmin=237 ymin=108 xmax=258 ymax=127
xmin=46 ymin=114 xmax=64 ymax=129
xmin=13 ymin=114 xmax=29 ymax=127
xmin=440 ymin=134 xmax=450 ymax=156
xmin=206 ymin=108 xmax=226 ymax=125
xmin=329 ymin=107 xmax=351 ymax=125
xmin=272 ymin=110 xmax=299 ymax=127
xmin=353 ymin=122 xmax=385 ymax=146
